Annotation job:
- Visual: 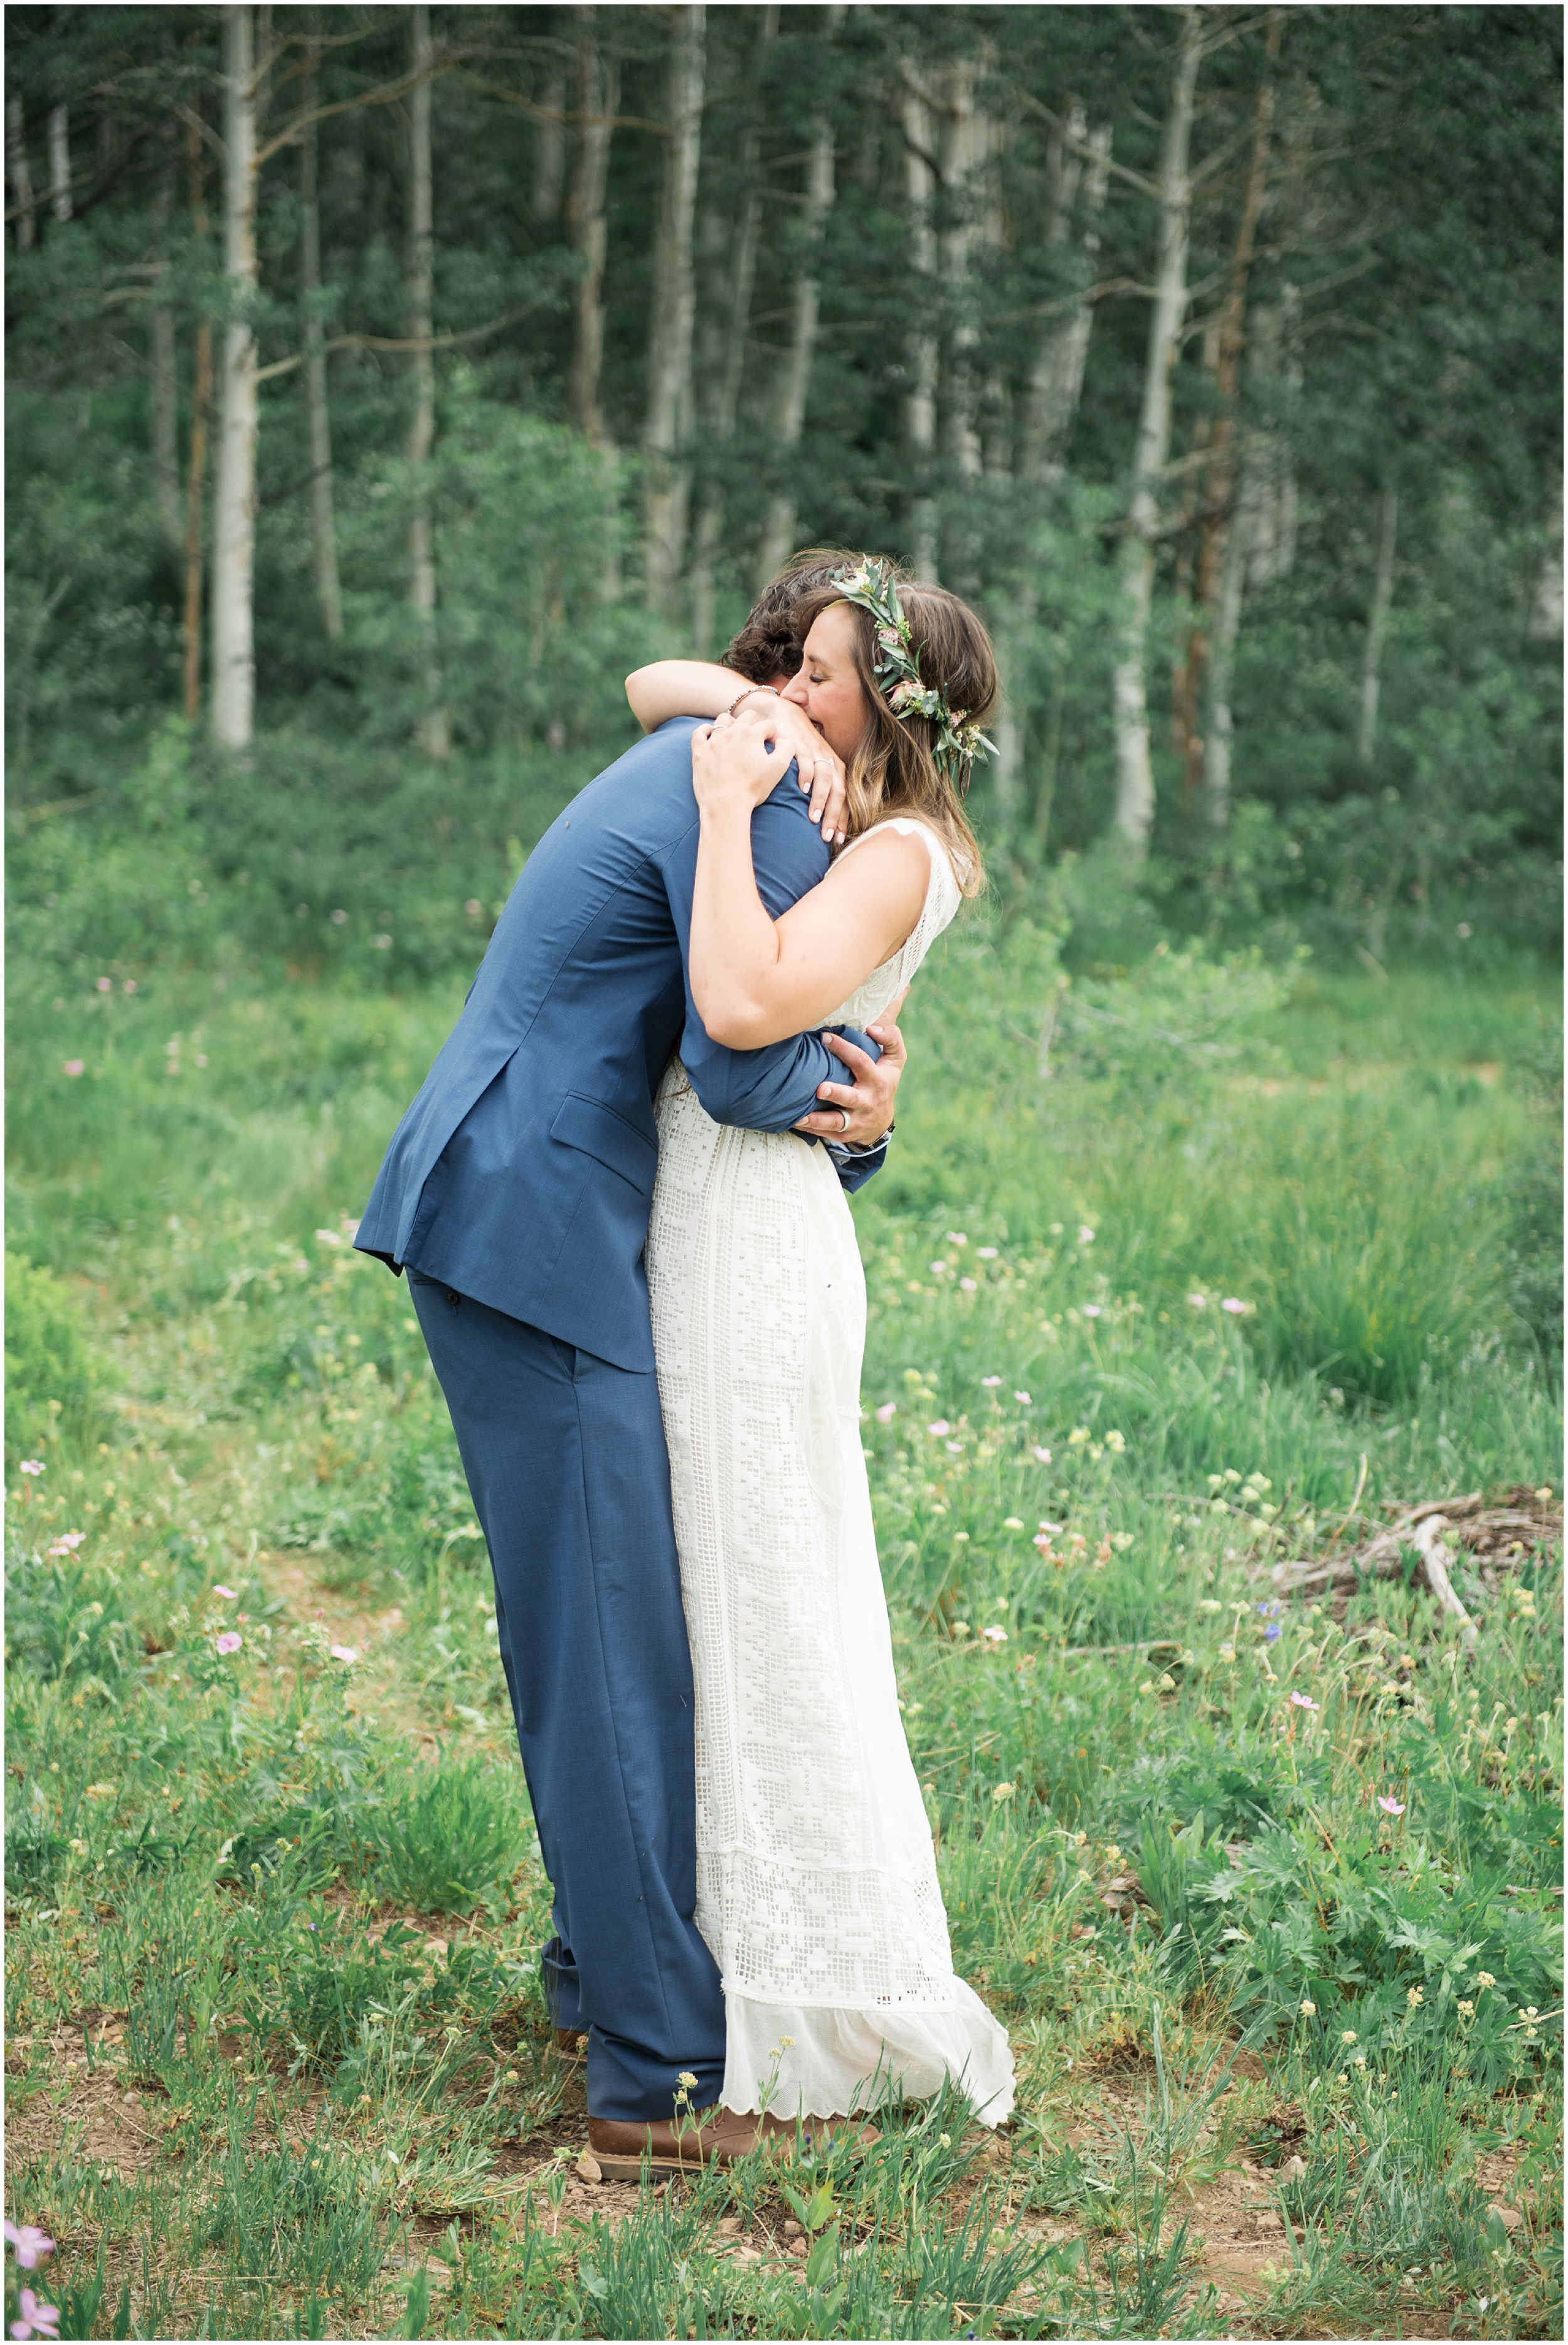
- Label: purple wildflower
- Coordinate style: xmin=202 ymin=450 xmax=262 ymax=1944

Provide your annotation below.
xmin=11 ymin=2286 xmax=60 ymax=2339
xmin=4 ymin=2226 xmax=53 ymax=2273
xmin=1290 ymin=1691 xmax=1320 ymax=1711
xmin=215 ymin=1630 xmax=242 ymax=1655
xmin=1263 ymin=1622 xmax=1282 ymax=1642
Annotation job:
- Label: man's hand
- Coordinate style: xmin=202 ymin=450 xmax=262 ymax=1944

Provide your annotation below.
xmin=724 ymin=693 xmax=848 ymax=843
xmin=793 ymin=988 xmax=909 ymax=1148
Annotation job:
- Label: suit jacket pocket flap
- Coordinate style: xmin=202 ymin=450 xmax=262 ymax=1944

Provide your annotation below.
xmin=550 ymin=1092 xmax=658 ymax=1195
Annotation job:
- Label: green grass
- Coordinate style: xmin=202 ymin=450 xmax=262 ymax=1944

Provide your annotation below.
xmin=5 ymin=935 xmax=1562 ymax=2338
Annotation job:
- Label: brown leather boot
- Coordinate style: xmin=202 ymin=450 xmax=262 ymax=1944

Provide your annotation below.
xmin=584 ymin=2106 xmax=759 ymax=2181
xmin=755 ymin=2108 xmax=882 ymax=2154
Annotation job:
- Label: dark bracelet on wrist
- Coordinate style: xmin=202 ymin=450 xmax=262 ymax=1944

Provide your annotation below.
xmin=726 ymin=684 xmax=781 ymax=720
xmin=846 ymin=1119 xmax=894 ymax=1154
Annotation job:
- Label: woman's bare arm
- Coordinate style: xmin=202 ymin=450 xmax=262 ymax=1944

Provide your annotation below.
xmin=625 ymin=659 xmax=743 ymax=732
xmin=689 ymin=710 xmax=929 ymax=1048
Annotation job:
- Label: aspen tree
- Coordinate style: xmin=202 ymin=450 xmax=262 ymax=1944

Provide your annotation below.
xmin=755 ymin=8 xmax=842 ymax=594
xmin=48 ymin=104 xmax=70 ymax=221
xmin=1357 ymin=486 xmax=1397 ymax=766
xmin=406 ymin=2 xmax=448 ymax=757
xmin=151 ymin=161 xmax=183 ymax=555
xmin=210 ymin=3 xmax=262 ymax=752
xmin=1112 ymin=5 xmax=1203 ymax=850
xmin=1018 ymin=108 xmax=1110 ymax=481
xmin=299 ymin=23 xmax=342 ymax=641
xmin=901 ymin=75 xmax=939 ymax=580
xmin=689 ymin=5 xmax=774 ymax=652
xmin=642 ymin=3 xmax=705 ymax=618
xmin=531 ymin=65 xmax=566 ymax=224
xmin=183 ymin=113 xmax=215 ymax=723
xmin=8 ymin=98 xmax=35 ymax=251
xmin=566 ymin=6 xmax=620 ymax=445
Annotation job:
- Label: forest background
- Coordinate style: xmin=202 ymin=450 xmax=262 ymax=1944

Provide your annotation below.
xmin=4 ymin=6 xmax=1564 ymax=2341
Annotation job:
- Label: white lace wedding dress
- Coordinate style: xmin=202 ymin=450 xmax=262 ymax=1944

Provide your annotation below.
xmin=645 ymin=817 xmax=1015 ymax=2125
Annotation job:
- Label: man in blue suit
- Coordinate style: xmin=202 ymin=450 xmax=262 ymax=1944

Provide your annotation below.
xmin=356 ymin=669 xmax=901 ymax=2164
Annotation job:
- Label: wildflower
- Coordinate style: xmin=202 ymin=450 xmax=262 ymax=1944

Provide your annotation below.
xmin=926 ymin=1419 xmax=951 ymax=1438
xmin=938 ymin=2133 xmax=952 ymax=2149
xmin=1377 ymin=1796 xmax=1405 ymax=1816
xmin=10 ymin=2286 xmax=60 ymax=2339
xmin=215 ymin=1630 xmax=242 ymax=1655
xmin=19 ymin=1462 xmax=45 ymax=1477
xmin=214 ymin=1585 xmax=238 ymax=1601
xmin=1105 ymin=1428 xmax=1125 ymax=1452
xmin=946 ymin=1232 xmax=968 ymax=1246
xmin=1264 ymin=1622 xmax=1282 ymax=1642
xmin=1457 ymin=2000 xmax=1475 ymax=2017
xmin=123 ymin=979 xmax=137 ymax=994
xmin=1407 ymin=1986 xmax=1424 ymax=2007
xmin=945 ymin=1440 xmax=964 ymax=1455
xmin=1353 ymin=2053 xmax=1367 ymax=2068
xmin=1014 ymin=1390 xmax=1031 ymax=1405
xmin=930 ymin=1261 xmax=948 ymax=1277
xmin=1300 ymin=2001 xmax=1316 ymax=2016
xmin=1187 ymin=1294 xmax=1207 ymax=1308
xmin=329 ymin=1644 xmax=359 ymax=1663
xmin=1476 ymin=1972 xmax=1496 ymax=1990
xmin=1219 ymin=1644 xmax=1236 ymax=1662
xmin=677 ymin=2071 xmax=699 ymax=2090
xmin=959 ymin=1278 xmax=977 ymax=1292
xmin=1032 ymin=1446 xmax=1052 ymax=1464
xmin=1112 ymin=1531 xmax=1134 ymax=1551
xmin=1081 ymin=1302 xmax=1103 ymax=1318
xmin=1341 ymin=2030 xmax=1357 ymax=2044
xmin=876 ymin=1402 xmax=897 ymax=1423
xmin=4 ymin=2225 xmax=55 ymax=2272
xmin=85 ymin=1784 xmax=115 ymax=1798
xmin=68 ymin=1839 xmax=88 ymax=1857
xmin=977 ymin=1247 xmax=999 ymax=1260
xmin=1290 ymin=1691 xmax=1320 ymax=1711
xmin=63 ymin=1060 xmax=85 ymax=1077
xmin=981 ymin=1375 xmax=1002 ymax=1388
xmin=1068 ymin=1428 xmax=1090 ymax=1447
xmin=46 ymin=1531 xmax=85 ymax=1556
xmin=1199 ymin=1598 xmax=1223 ymax=1613
xmin=992 ymin=1780 xmax=1015 ymax=1802
xmin=1221 ymin=1298 xmax=1249 ymax=1315
xmin=1103 ymin=1844 xmax=1121 ymax=1864
xmin=951 ymin=1620 xmax=971 ymax=1640
xmin=982 ymin=1627 xmax=1008 ymax=1647
xmin=1003 ymin=1517 xmax=1024 ymax=1531
xmin=96 ymin=976 xmax=112 ymax=993
xmin=1522 ymin=2006 xmax=1539 ymax=2021
xmin=1077 ymin=1226 xmax=1094 ymax=1245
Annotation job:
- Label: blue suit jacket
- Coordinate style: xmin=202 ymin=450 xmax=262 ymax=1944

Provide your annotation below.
xmin=355 ymin=718 xmax=885 ymax=1372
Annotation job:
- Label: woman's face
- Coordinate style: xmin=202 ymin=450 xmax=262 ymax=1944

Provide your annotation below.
xmin=781 ymin=602 xmax=872 ymax=763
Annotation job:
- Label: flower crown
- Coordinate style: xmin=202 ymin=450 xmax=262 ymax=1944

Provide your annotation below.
xmin=828 ymin=561 xmax=995 ymax=792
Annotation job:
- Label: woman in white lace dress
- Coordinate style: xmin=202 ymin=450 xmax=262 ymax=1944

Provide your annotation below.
xmin=642 ymin=563 xmax=1015 ymax=2132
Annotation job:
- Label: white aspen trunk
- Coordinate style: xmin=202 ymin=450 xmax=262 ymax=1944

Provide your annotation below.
xmin=183 ymin=115 xmax=213 ymax=721
xmin=210 ymin=4 xmax=260 ymax=752
xmin=1112 ymin=6 xmax=1202 ymax=850
xmin=688 ymin=7 xmax=773 ymax=651
xmin=48 ymin=104 xmax=71 ymax=221
xmin=1201 ymin=445 xmax=1259 ymax=826
xmin=406 ymin=3 xmax=448 ymax=756
xmin=300 ymin=35 xmax=342 ymax=640
xmin=151 ymin=164 xmax=183 ymax=552
xmin=1526 ymin=462 xmax=1563 ymax=641
xmin=902 ymin=80 xmax=938 ymax=578
xmin=531 ymin=67 xmax=566 ymax=224
xmin=754 ymin=41 xmax=838 ymax=595
xmin=940 ymin=60 xmax=983 ymax=480
xmin=566 ymin=9 xmax=619 ymax=444
xmin=1243 ymin=284 xmax=1302 ymax=590
xmin=1356 ymin=486 xmax=1397 ymax=765
xmin=1019 ymin=114 xmax=1109 ymax=482
xmin=642 ymin=2 xmax=705 ymax=619
xmin=8 ymin=98 xmax=35 ymax=252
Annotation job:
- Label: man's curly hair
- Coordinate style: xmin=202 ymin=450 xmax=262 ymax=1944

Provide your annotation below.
xmin=724 ymin=547 xmax=908 ymax=684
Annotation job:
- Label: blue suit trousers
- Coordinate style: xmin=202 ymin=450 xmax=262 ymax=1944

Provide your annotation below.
xmin=408 ymin=1271 xmax=726 ymax=2122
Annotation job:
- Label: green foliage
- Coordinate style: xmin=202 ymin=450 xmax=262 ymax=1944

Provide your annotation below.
xmin=4 ymin=1253 xmax=99 ymax=1463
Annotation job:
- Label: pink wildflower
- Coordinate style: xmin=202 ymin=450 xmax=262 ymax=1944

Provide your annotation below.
xmin=1289 ymin=1691 xmax=1320 ymax=1712
xmin=4 ymin=2224 xmax=54 ymax=2272
xmin=11 ymin=2285 xmax=59 ymax=2338
xmin=62 ymin=1061 xmax=84 ymax=1078
xmin=1032 ymin=1446 xmax=1052 ymax=1464
xmin=1014 ymin=1390 xmax=1031 ymax=1405
xmin=959 ymin=1277 xmax=977 ymax=1292
xmin=1378 ymin=1795 xmax=1405 ymax=1816
xmin=981 ymin=1625 xmax=1008 ymax=1646
xmin=329 ymin=1644 xmax=359 ymax=1663
xmin=215 ymin=1630 xmax=242 ymax=1656
xmin=980 ymin=1376 xmax=1002 ymax=1388
xmin=1081 ymin=1302 xmax=1103 ymax=1319
xmin=1187 ymin=1293 xmax=1207 ymax=1309
xmin=875 ymin=1402 xmax=897 ymax=1423
xmin=926 ymin=1420 xmax=950 ymax=1438
xmin=19 ymin=1462 xmax=45 ymax=1477
xmin=1221 ymin=1298 xmax=1249 ymax=1315
xmin=213 ymin=1585 xmax=238 ymax=1600
xmin=96 ymin=977 xmax=112 ymax=993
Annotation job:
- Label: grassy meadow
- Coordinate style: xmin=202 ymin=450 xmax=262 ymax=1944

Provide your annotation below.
xmin=4 ymin=922 xmax=1562 ymax=2340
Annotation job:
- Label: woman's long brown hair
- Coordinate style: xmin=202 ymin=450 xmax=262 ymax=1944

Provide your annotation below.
xmin=790 ymin=579 xmax=993 ymax=897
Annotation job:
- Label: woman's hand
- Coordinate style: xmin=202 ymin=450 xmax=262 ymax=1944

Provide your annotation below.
xmin=694 ymin=704 xmax=847 ymax=841
xmin=727 ymin=694 xmax=849 ymax=843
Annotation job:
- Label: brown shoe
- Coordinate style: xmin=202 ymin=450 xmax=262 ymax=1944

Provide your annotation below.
xmin=584 ymin=2107 xmax=759 ymax=2181
xmin=755 ymin=2108 xmax=881 ymax=2154
xmin=553 ymin=2028 xmax=588 ymax=2064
